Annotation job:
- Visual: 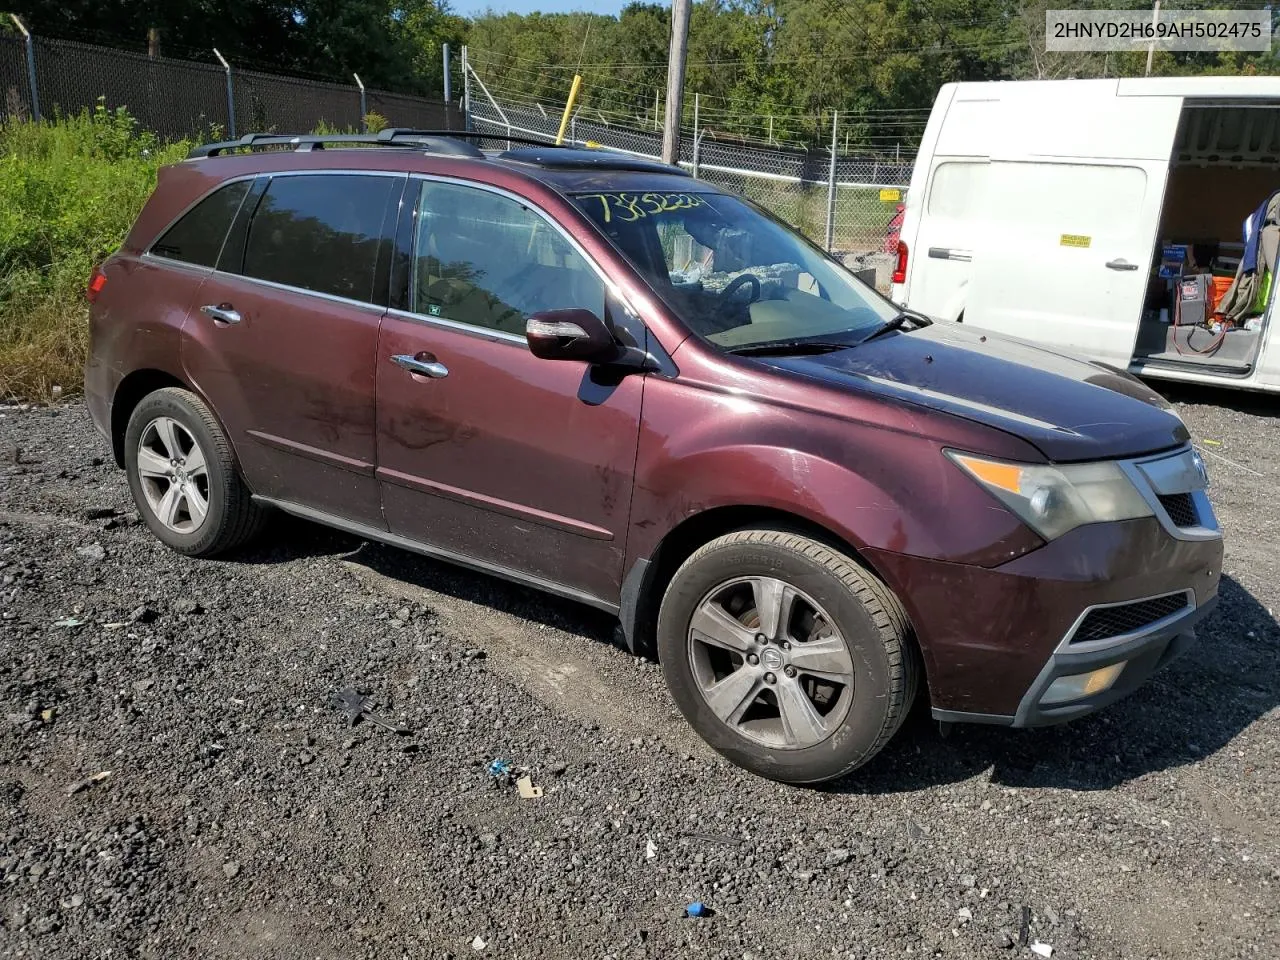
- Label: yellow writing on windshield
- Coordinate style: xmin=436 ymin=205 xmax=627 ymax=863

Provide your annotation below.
xmin=581 ymin=192 xmax=706 ymax=224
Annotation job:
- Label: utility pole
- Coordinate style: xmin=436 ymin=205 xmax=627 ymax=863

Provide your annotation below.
xmin=662 ymin=0 xmax=692 ymax=165
xmin=1145 ymin=0 xmax=1160 ymax=76
xmin=442 ymin=43 xmax=451 ymax=105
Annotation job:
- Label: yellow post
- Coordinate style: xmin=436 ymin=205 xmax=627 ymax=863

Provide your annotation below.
xmin=556 ymin=75 xmax=583 ymax=145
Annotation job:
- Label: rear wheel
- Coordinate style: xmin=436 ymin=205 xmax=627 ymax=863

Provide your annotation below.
xmin=124 ymin=387 xmax=265 ymax=557
xmin=657 ymin=529 xmax=917 ymax=784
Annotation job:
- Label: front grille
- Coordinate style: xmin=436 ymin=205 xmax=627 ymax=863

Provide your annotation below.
xmin=1158 ymin=493 xmax=1198 ymax=527
xmin=1071 ymin=593 xmax=1190 ymax=644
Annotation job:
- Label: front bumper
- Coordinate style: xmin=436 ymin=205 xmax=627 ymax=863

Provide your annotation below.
xmin=946 ymin=594 xmax=1215 ymax=728
xmin=865 ymin=515 xmax=1223 ymax=722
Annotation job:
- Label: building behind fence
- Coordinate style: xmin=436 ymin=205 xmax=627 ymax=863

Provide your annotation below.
xmin=0 ymin=33 xmax=462 ymax=140
xmin=0 ymin=31 xmax=911 ymax=281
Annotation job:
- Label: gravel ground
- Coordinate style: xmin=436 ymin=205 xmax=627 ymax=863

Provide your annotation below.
xmin=1 ymin=392 xmax=1277 ymax=960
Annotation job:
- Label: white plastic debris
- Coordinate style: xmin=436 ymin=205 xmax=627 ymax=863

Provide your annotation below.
xmin=1030 ymin=941 xmax=1054 ymax=958
xmin=957 ymin=907 xmax=973 ymax=922
xmin=471 ymin=935 xmax=486 ymax=951
xmin=645 ymin=838 xmax=657 ymax=860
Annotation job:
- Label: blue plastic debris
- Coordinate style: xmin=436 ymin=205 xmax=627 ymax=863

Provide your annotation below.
xmin=487 ymin=759 xmax=511 ymax=777
xmin=684 ymin=902 xmax=709 ymax=918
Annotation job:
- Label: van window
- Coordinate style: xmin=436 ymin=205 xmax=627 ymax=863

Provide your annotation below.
xmin=411 ymin=183 xmax=605 ymax=335
xmin=927 ymin=162 xmax=989 ymax=220
xmin=987 ymin=163 xmax=1148 ymax=238
xmin=242 ymin=174 xmax=398 ymax=303
xmin=150 ymin=181 xmax=250 ymax=266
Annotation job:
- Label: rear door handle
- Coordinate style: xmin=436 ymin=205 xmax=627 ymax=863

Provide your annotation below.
xmin=391 ymin=353 xmax=449 ymax=379
xmin=200 ymin=303 xmax=241 ymax=324
xmin=928 ymin=247 xmax=972 ymax=262
xmin=1106 ymin=259 xmax=1139 ymax=271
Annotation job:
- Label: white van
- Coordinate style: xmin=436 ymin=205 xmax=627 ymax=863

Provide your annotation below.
xmin=891 ymin=77 xmax=1280 ymax=392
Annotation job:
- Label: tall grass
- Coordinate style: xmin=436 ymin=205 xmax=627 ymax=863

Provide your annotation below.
xmin=0 ymin=102 xmax=190 ymax=399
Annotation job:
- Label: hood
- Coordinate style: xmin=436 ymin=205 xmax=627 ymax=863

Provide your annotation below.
xmin=768 ymin=324 xmax=1189 ymax=462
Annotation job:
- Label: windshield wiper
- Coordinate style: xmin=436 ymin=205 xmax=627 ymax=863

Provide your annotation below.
xmin=858 ymin=309 xmax=932 ymax=345
xmin=726 ymin=339 xmax=855 ymax=357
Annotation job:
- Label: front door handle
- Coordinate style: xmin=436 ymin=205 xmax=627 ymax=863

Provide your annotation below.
xmin=200 ymin=303 xmax=241 ymax=324
xmin=391 ymin=353 xmax=449 ymax=379
xmin=1106 ymin=259 xmax=1139 ymax=271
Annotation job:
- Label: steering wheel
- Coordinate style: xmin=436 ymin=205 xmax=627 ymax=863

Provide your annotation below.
xmin=717 ymin=273 xmax=762 ymax=309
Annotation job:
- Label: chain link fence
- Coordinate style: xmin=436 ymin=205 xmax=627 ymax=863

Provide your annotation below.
xmin=469 ymin=93 xmax=912 ymax=289
xmin=0 ymin=33 xmax=461 ymax=141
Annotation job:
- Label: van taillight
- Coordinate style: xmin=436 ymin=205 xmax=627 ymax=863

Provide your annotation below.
xmin=86 ymin=266 xmax=107 ymax=303
xmin=892 ymin=241 xmax=908 ymax=285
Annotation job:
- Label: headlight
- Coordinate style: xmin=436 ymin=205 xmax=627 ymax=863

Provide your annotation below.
xmin=946 ymin=451 xmax=1153 ymax=540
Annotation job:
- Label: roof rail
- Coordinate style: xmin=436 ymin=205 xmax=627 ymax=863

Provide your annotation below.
xmin=187 ymin=128 xmax=565 ymax=159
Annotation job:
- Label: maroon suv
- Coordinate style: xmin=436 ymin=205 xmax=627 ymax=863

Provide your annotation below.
xmin=85 ymin=130 xmax=1223 ymax=784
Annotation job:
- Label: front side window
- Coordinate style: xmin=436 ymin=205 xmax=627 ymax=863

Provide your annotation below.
xmin=241 ymin=174 xmax=398 ymax=303
xmin=572 ymin=190 xmax=897 ymax=350
xmin=411 ymin=182 xmax=605 ymax=336
xmin=150 ymin=180 xmax=250 ymax=267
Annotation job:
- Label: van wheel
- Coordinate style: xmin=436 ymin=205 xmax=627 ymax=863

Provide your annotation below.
xmin=124 ymin=387 xmax=265 ymax=557
xmin=657 ymin=529 xmax=918 ymax=785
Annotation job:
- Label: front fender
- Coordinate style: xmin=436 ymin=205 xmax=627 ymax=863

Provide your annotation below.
xmin=627 ymin=377 xmax=1044 ymax=573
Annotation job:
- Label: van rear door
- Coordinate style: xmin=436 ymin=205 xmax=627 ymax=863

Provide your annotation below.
xmin=902 ymin=158 xmax=989 ymax=321
xmin=964 ymin=157 xmax=1170 ymax=368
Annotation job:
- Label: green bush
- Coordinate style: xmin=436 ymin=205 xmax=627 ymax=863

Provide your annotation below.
xmin=0 ymin=100 xmax=190 ymax=398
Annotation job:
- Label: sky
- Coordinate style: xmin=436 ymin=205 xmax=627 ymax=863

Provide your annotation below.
xmin=453 ymin=0 xmax=634 ymax=15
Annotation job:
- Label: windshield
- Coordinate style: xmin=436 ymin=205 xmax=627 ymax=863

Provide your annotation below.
xmin=571 ymin=190 xmax=898 ymax=350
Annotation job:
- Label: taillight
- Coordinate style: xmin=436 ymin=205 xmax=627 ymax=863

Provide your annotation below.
xmin=86 ymin=266 xmax=107 ymax=303
xmin=892 ymin=241 xmax=908 ymax=285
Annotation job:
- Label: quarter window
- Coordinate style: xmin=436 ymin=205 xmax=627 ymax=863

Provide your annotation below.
xmin=242 ymin=174 xmax=399 ymax=303
xmin=150 ymin=180 xmax=250 ymax=266
xmin=411 ymin=182 xmax=605 ymax=335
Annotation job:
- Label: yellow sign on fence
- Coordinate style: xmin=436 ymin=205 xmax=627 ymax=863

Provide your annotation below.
xmin=878 ymin=188 xmax=902 ymax=203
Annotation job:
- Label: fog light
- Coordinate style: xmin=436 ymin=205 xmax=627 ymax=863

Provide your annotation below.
xmin=1040 ymin=662 xmax=1126 ymax=705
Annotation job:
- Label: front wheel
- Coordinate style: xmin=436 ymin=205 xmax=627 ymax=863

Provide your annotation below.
xmin=657 ymin=529 xmax=918 ymax=785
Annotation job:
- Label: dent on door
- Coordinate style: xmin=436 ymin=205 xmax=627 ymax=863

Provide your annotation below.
xmin=375 ymin=318 xmax=643 ymax=603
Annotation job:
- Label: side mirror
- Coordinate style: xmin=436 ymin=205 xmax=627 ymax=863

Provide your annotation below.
xmin=525 ymin=309 xmax=622 ymax=364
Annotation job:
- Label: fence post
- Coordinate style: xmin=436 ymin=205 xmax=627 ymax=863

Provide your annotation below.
xmin=824 ymin=110 xmax=839 ymax=252
xmin=353 ymin=73 xmax=366 ymax=131
xmin=9 ymin=15 xmax=38 ymax=121
xmin=442 ymin=43 xmax=451 ymax=105
xmin=461 ymin=45 xmax=472 ymax=131
xmin=691 ymin=93 xmax=700 ymax=177
xmin=213 ymin=48 xmax=235 ymax=139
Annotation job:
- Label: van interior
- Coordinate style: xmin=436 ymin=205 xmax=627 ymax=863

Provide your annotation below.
xmin=1136 ymin=101 xmax=1280 ymax=376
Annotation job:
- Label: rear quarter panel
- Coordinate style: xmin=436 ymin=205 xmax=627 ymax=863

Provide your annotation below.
xmin=87 ymin=160 xmax=228 ymax=435
xmin=86 ymin=254 xmax=205 ymax=440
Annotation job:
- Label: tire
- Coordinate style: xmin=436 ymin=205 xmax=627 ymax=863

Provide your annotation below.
xmin=123 ymin=387 xmax=265 ymax=557
xmin=657 ymin=529 xmax=918 ymax=785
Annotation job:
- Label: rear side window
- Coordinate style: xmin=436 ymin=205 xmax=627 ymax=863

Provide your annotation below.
xmin=150 ymin=181 xmax=250 ymax=266
xmin=241 ymin=174 xmax=399 ymax=303
xmin=927 ymin=161 xmax=989 ymax=219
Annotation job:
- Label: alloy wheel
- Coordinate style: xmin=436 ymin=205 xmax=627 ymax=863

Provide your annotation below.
xmin=687 ymin=576 xmax=855 ymax=750
xmin=136 ymin=417 xmax=210 ymax=534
